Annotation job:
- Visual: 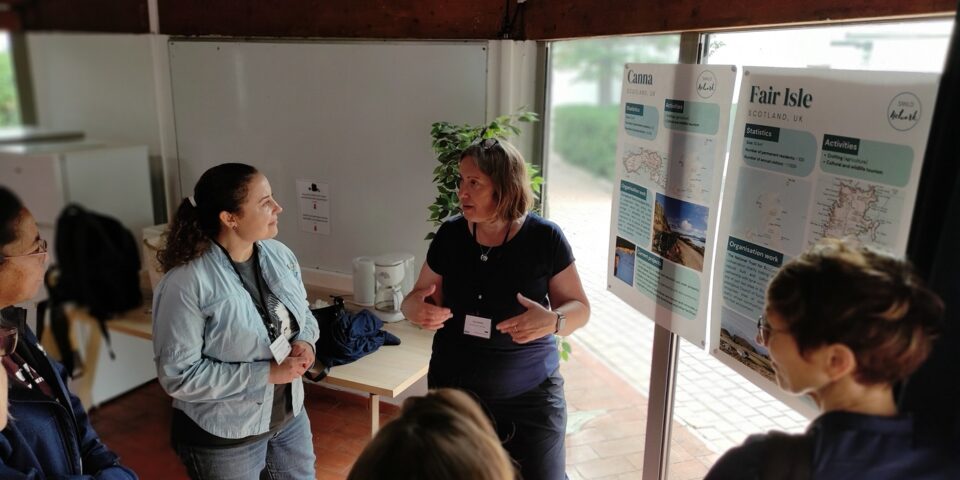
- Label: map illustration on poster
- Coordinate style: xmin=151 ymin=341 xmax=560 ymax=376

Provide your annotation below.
xmin=710 ymin=67 xmax=939 ymax=401
xmin=608 ymin=64 xmax=737 ymax=347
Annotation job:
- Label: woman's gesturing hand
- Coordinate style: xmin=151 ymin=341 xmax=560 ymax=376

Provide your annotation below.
xmin=496 ymin=293 xmax=557 ymax=344
xmin=404 ymin=284 xmax=453 ymax=330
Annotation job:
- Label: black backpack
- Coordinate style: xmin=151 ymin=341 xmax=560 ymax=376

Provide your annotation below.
xmin=44 ymin=204 xmax=143 ymax=372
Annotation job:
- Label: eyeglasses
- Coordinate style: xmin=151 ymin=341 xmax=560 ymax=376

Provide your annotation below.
xmin=756 ymin=313 xmax=789 ymax=346
xmin=0 ymin=326 xmax=17 ymax=357
xmin=0 ymin=238 xmax=48 ymax=263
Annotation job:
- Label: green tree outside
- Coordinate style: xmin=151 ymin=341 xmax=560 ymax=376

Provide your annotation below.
xmin=552 ymin=36 xmax=679 ymax=106
xmin=0 ymin=51 xmax=21 ymax=126
xmin=551 ymin=36 xmax=679 ymax=179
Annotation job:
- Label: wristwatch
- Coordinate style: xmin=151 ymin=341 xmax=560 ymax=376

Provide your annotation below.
xmin=554 ymin=310 xmax=567 ymax=334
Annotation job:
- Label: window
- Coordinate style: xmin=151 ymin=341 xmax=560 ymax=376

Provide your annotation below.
xmin=546 ymin=18 xmax=952 ymax=480
xmin=0 ymin=32 xmax=20 ymax=126
xmin=546 ymin=35 xmax=684 ymax=478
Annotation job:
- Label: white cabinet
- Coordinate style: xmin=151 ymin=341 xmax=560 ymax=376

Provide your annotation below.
xmin=0 ymin=140 xmax=154 ymax=249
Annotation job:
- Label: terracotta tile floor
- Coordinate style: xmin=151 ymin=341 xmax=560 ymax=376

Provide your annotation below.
xmin=90 ymin=339 xmax=712 ymax=480
xmin=89 ymin=379 xmax=399 ymax=480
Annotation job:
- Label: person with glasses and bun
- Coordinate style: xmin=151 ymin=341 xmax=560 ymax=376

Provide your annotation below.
xmin=153 ymin=163 xmax=319 ymax=480
xmin=401 ymin=137 xmax=590 ymax=480
xmin=706 ymin=238 xmax=959 ymax=480
xmin=0 ymin=186 xmax=137 ymax=478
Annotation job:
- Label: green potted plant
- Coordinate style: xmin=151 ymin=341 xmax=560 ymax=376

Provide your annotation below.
xmin=427 ymin=110 xmax=572 ymax=361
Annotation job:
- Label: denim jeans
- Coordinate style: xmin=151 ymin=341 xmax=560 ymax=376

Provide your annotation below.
xmin=482 ymin=368 xmax=568 ymax=480
xmin=173 ymin=411 xmax=316 ymax=480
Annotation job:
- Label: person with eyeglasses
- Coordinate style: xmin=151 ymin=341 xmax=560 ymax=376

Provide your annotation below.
xmin=152 ymin=163 xmax=319 ymax=480
xmin=401 ymin=136 xmax=590 ymax=480
xmin=0 ymin=186 xmax=137 ymax=478
xmin=705 ymin=238 xmax=959 ymax=480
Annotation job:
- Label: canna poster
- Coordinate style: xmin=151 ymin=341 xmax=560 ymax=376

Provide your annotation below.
xmin=607 ymin=64 xmax=737 ymax=347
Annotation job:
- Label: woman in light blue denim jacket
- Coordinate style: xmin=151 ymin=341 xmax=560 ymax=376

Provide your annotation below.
xmin=152 ymin=163 xmax=319 ymax=480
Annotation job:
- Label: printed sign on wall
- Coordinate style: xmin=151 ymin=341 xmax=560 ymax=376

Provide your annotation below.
xmin=296 ymin=179 xmax=331 ymax=235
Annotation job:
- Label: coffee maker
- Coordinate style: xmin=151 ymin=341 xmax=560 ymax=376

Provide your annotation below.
xmin=368 ymin=253 xmax=414 ymax=323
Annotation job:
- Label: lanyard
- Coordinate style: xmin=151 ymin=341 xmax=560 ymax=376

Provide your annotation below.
xmin=213 ymin=241 xmax=280 ymax=341
xmin=3 ymin=353 xmax=56 ymax=400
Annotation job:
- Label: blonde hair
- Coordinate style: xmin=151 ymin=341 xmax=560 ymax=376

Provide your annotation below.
xmin=347 ymin=388 xmax=515 ymax=480
xmin=460 ymin=140 xmax=533 ymax=222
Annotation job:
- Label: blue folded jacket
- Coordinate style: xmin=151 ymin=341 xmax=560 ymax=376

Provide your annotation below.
xmin=311 ymin=299 xmax=401 ymax=368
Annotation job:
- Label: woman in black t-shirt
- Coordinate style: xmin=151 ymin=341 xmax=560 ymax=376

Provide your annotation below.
xmin=401 ymin=138 xmax=590 ymax=480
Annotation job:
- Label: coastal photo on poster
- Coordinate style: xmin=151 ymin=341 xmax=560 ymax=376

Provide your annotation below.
xmin=652 ymin=193 xmax=708 ymax=272
xmin=614 ymin=236 xmax=637 ymax=286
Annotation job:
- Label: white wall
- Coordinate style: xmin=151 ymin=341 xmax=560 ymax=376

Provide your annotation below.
xmin=24 ymin=34 xmax=545 ymax=232
xmin=168 ymin=40 xmax=488 ymax=276
xmin=28 ymin=33 xmax=162 ymax=153
xmin=486 ymin=40 xmax=544 ymax=165
xmin=26 ymin=32 xmax=178 ymax=223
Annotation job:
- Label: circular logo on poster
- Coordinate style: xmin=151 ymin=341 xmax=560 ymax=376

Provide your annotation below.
xmin=887 ymin=92 xmax=921 ymax=131
xmin=697 ymin=70 xmax=717 ymax=99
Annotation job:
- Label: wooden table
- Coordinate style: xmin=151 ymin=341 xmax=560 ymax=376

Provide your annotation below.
xmin=49 ymin=303 xmax=154 ymax=408
xmin=318 ymin=319 xmax=434 ymax=436
xmin=81 ymin=287 xmax=435 ymax=437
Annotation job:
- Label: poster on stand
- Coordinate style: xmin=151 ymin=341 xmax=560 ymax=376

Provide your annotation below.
xmin=607 ymin=64 xmax=737 ymax=347
xmin=710 ymin=66 xmax=939 ymax=403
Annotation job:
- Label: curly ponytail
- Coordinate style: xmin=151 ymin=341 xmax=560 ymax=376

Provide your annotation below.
xmin=158 ymin=163 xmax=258 ymax=272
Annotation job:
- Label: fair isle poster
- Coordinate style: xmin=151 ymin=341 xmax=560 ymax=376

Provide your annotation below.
xmin=710 ymin=67 xmax=938 ymax=403
xmin=607 ymin=64 xmax=737 ymax=347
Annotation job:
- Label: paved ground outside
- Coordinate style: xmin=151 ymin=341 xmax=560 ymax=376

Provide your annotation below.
xmin=545 ymin=154 xmax=808 ymax=474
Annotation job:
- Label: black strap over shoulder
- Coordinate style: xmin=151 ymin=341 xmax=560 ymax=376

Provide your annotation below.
xmin=761 ymin=430 xmax=813 ymax=480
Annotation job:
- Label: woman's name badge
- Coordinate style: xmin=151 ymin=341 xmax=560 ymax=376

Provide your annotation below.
xmin=270 ymin=336 xmax=292 ymax=364
xmin=464 ymin=315 xmax=492 ymax=339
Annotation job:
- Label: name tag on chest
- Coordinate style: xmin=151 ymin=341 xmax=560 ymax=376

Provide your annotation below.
xmin=463 ymin=315 xmax=492 ymax=339
xmin=270 ymin=336 xmax=292 ymax=364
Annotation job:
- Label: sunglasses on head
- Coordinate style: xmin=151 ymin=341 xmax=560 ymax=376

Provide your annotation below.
xmin=0 ymin=326 xmax=17 ymax=357
xmin=471 ymin=128 xmax=501 ymax=152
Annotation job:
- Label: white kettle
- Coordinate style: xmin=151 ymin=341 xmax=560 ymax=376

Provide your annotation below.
xmin=352 ymin=256 xmax=376 ymax=306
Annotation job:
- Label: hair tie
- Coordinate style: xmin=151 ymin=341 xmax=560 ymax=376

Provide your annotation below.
xmin=187 ymin=196 xmax=197 ymax=208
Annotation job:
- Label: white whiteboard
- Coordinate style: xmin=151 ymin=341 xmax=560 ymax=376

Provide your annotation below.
xmin=169 ymin=40 xmax=488 ymax=273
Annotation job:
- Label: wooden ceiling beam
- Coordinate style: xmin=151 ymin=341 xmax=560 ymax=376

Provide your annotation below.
xmin=524 ymin=0 xmax=956 ymax=40
xmin=14 ymin=0 xmax=149 ymax=33
xmin=4 ymin=0 xmax=954 ymax=39
xmin=158 ymin=0 xmax=507 ymax=40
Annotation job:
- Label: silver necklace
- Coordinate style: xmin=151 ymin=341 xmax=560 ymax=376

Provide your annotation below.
xmin=473 ymin=221 xmax=512 ymax=262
